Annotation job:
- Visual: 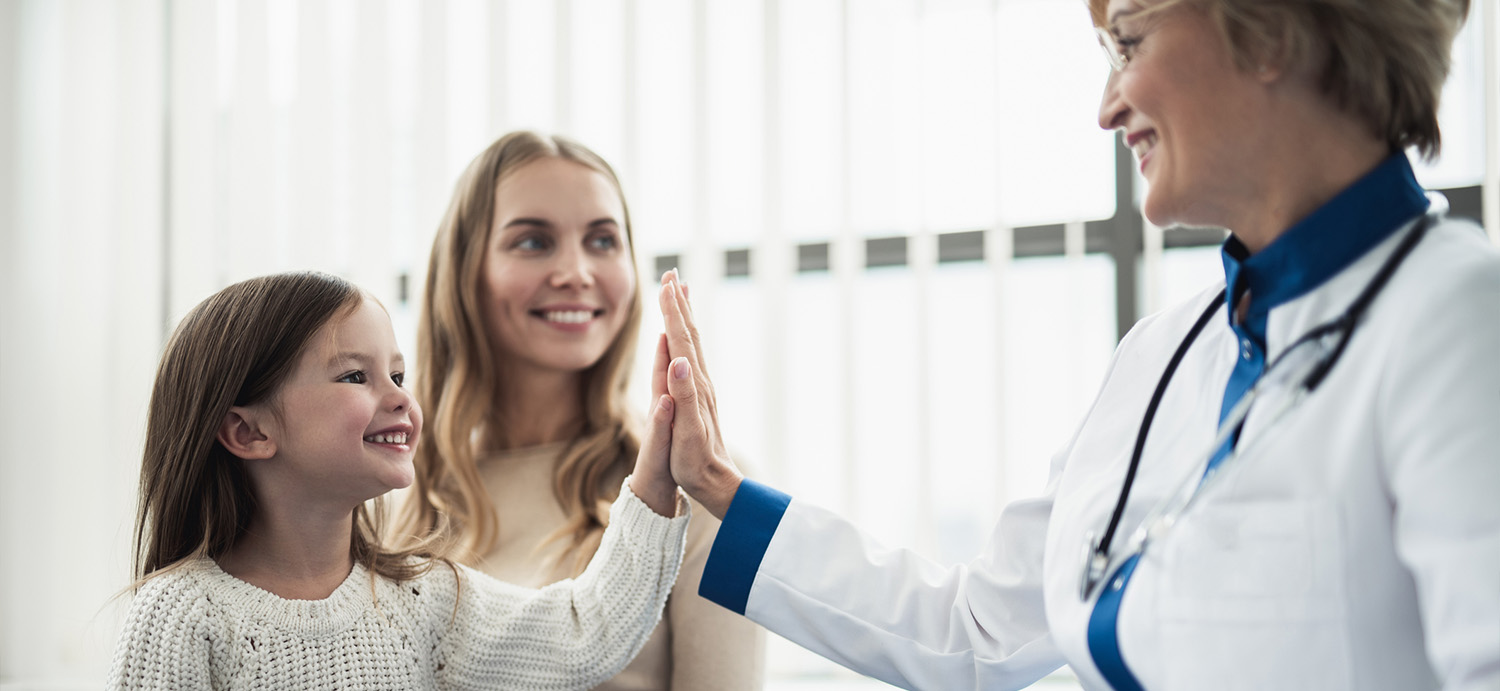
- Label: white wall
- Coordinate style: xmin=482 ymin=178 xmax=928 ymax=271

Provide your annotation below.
xmin=1 ymin=0 xmax=164 ymax=685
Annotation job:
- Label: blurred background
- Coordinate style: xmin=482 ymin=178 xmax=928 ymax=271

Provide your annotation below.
xmin=0 ymin=0 xmax=1493 ymax=688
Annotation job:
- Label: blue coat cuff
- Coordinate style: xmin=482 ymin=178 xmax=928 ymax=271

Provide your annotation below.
xmin=698 ymin=478 xmax=792 ymax=615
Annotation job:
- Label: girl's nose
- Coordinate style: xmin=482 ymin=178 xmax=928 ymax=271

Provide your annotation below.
xmin=385 ymin=379 xmax=414 ymax=411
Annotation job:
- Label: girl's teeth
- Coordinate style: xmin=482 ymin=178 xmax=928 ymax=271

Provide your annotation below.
xmin=366 ymin=432 xmax=407 ymax=444
xmin=544 ymin=310 xmax=594 ymax=324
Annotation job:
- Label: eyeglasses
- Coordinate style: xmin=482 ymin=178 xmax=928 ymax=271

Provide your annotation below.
xmin=1095 ymin=25 xmax=1130 ymax=72
xmin=1077 ymin=321 xmax=1346 ymax=602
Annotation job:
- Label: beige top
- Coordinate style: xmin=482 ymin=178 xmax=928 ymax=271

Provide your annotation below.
xmin=476 ymin=441 xmax=766 ymax=690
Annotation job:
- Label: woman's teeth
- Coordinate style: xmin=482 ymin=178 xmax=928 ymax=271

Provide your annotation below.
xmin=364 ymin=432 xmax=408 ymax=444
xmin=543 ymin=310 xmax=594 ymax=324
xmin=1132 ymin=132 xmax=1157 ymax=160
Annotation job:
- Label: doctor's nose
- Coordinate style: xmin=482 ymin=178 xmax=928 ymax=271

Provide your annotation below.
xmin=1098 ymin=69 xmax=1128 ymax=132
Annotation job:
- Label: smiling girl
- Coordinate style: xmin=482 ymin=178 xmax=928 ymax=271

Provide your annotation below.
xmin=110 ymin=271 xmax=688 ymax=690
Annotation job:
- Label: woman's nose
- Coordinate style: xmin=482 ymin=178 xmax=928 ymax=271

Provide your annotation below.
xmin=1097 ymin=69 xmax=1128 ymax=131
xmin=549 ymin=244 xmax=596 ymax=289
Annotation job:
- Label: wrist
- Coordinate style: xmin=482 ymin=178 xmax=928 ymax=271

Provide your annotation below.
xmin=629 ymin=472 xmax=680 ymax=518
xmin=686 ymin=457 xmax=742 ymax=520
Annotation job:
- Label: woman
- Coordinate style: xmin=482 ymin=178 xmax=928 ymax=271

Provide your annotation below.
xmin=656 ymin=0 xmax=1497 ymax=689
xmin=398 ymin=131 xmax=765 ymax=690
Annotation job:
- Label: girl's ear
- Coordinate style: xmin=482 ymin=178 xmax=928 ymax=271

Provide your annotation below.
xmin=218 ymin=407 xmax=277 ymax=460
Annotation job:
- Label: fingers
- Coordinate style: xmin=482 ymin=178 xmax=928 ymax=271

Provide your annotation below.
xmin=660 ymin=271 xmax=713 ymax=376
xmin=659 ymin=275 xmax=700 ymax=367
xmin=629 ymin=393 xmax=678 ymax=517
xmin=648 ymin=393 xmax=674 ymax=456
xmin=665 ymin=271 xmax=704 ymax=359
xmin=652 ymin=332 xmax=669 ymax=401
xmin=674 ymin=279 xmax=707 ymax=371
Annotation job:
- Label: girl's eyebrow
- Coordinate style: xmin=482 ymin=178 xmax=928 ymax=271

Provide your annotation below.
xmin=328 ymin=351 xmax=375 ymax=368
xmin=328 ymin=352 xmax=372 ymax=368
xmin=329 ymin=351 xmax=405 ymax=369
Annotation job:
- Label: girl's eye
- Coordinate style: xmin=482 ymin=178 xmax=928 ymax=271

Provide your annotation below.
xmin=1117 ymin=36 xmax=1142 ymax=57
xmin=338 ymin=371 xmax=367 ymax=384
xmin=391 ymin=372 xmax=405 ymax=387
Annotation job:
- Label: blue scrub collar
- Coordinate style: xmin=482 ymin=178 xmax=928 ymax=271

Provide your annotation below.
xmin=1219 ymin=153 xmax=1430 ymax=322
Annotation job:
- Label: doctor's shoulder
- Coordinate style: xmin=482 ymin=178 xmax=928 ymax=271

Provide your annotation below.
xmin=1109 ymin=281 xmax=1228 ymax=370
xmin=1361 ymin=215 xmax=1499 ymax=340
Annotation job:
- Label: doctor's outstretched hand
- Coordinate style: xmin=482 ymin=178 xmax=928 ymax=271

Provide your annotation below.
xmin=656 ymin=270 xmax=744 ymax=519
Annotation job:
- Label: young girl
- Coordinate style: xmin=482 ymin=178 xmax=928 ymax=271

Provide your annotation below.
xmin=109 ymin=271 xmax=688 ymax=690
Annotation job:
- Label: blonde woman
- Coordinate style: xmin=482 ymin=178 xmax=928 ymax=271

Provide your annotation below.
xmin=399 ymin=131 xmax=765 ymax=690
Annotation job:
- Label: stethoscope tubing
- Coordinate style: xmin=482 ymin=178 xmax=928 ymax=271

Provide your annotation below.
xmin=1080 ymin=211 xmax=1437 ymax=602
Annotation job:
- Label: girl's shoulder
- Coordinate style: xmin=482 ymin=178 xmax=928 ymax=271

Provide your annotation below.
xmin=123 ymin=559 xmax=219 ymax=629
xmin=382 ymin=558 xmax=476 ymax=623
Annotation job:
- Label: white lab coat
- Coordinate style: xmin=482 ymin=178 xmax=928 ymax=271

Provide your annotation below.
xmin=740 ymin=209 xmax=1500 ymax=690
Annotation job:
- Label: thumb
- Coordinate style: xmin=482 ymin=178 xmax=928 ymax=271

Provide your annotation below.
xmin=647 ymin=393 xmax=674 ymax=459
xmin=630 ymin=393 xmax=678 ymax=517
xmin=665 ymin=357 xmax=705 ymax=439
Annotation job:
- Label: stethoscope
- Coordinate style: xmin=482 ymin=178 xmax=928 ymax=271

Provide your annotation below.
xmin=1078 ymin=210 xmax=1437 ymax=602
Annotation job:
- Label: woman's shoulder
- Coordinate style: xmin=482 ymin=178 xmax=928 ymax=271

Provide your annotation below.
xmin=1356 ymin=214 xmax=1499 ymax=336
xmin=1119 ymin=282 xmax=1227 ymax=352
xmin=1398 ymin=215 xmax=1499 ymax=296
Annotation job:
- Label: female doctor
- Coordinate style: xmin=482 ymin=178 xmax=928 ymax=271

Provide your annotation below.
xmin=650 ymin=0 xmax=1499 ymax=689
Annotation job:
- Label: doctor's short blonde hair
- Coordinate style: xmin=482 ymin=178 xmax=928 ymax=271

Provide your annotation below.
xmin=1087 ymin=0 xmax=1471 ymax=159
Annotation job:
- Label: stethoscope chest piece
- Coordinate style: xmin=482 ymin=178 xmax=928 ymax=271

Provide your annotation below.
xmin=1079 ymin=531 xmax=1108 ymax=601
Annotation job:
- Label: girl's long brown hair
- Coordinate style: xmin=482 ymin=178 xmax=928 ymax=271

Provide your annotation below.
xmin=133 ymin=271 xmax=437 ymax=583
xmin=396 ymin=131 xmax=644 ymax=574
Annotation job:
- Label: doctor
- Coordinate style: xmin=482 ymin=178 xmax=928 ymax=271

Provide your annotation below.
xmin=650 ymin=0 xmax=1499 ymax=689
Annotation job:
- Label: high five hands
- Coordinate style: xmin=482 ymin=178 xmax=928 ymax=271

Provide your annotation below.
xmin=650 ymin=270 xmax=744 ymax=519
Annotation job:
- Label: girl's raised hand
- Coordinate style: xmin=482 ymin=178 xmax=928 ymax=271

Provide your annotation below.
xmin=629 ymin=333 xmax=681 ymax=517
xmin=658 ymin=271 xmax=743 ymax=519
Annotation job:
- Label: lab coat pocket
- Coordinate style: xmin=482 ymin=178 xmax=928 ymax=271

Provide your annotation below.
xmin=1153 ymin=498 xmax=1352 ymax=691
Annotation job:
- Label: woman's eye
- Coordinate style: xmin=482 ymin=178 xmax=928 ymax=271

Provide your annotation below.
xmin=391 ymin=372 xmax=405 ymax=387
xmin=589 ymin=233 xmax=619 ymax=251
xmin=338 ymin=371 xmax=367 ymax=384
xmin=513 ymin=235 xmax=547 ymax=252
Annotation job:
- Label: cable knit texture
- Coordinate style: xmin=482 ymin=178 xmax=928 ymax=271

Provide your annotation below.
xmin=107 ymin=479 xmax=689 ymax=690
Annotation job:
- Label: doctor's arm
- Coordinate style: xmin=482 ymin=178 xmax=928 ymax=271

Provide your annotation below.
xmin=1380 ymin=260 xmax=1500 ymax=690
xmin=654 ymin=273 xmax=1063 ymax=690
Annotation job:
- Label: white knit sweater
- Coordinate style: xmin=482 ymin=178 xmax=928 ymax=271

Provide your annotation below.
xmin=107 ymin=481 xmax=689 ymax=690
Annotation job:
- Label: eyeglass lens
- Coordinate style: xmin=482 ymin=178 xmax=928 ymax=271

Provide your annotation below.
xmin=1095 ymin=26 xmax=1125 ymax=71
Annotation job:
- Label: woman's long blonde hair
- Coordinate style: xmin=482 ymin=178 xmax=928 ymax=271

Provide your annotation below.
xmin=397 ymin=131 xmax=644 ymax=573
